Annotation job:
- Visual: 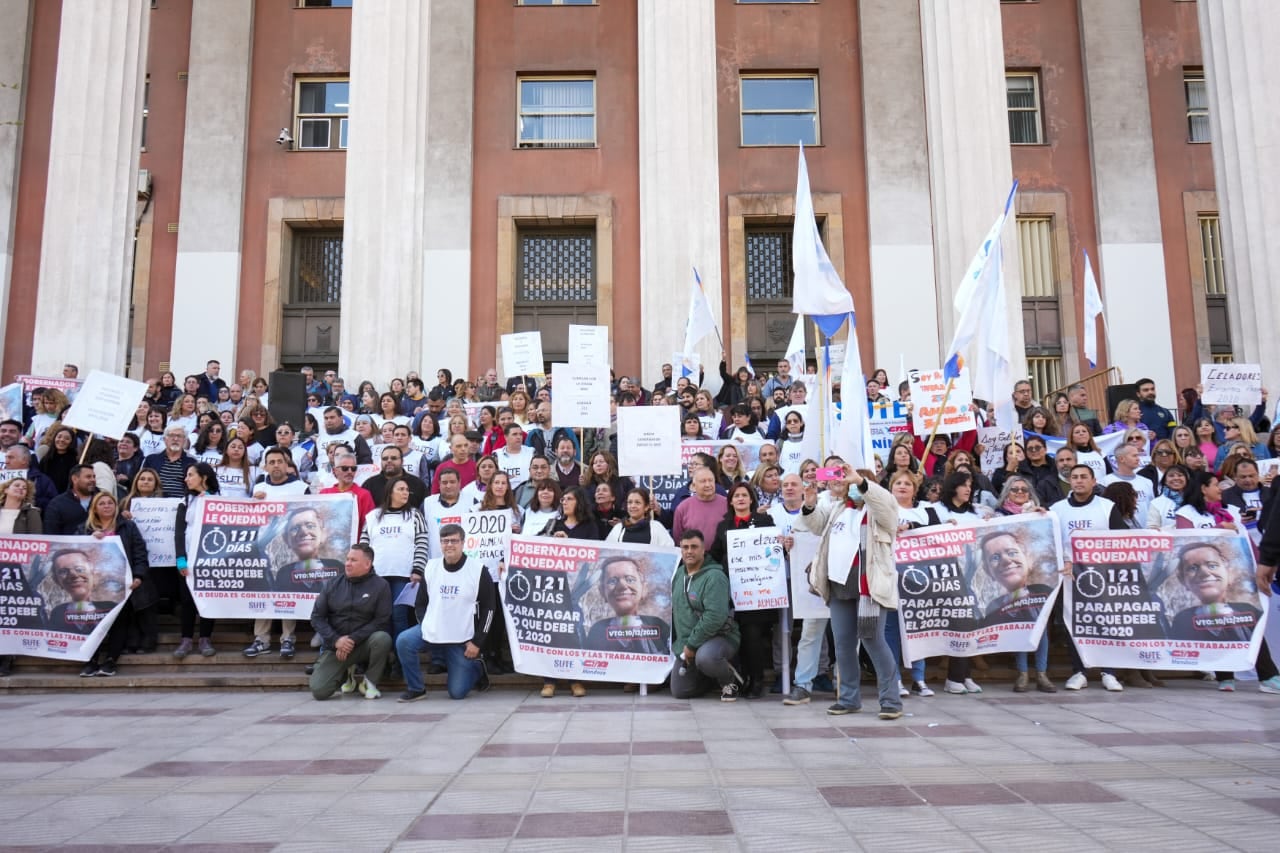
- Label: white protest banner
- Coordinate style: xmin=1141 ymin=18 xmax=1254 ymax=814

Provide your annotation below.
xmin=1066 ymin=528 xmax=1267 ymax=671
xmin=129 ymin=498 xmax=181 ymax=567
xmin=978 ymin=425 xmax=1024 ymax=476
xmin=503 ymin=535 xmax=679 ymax=683
xmin=502 ymin=331 xmax=545 ymax=378
xmin=568 ymin=324 xmax=609 ymax=365
xmin=0 ymin=535 xmax=131 ymax=661
xmin=0 ymin=383 xmax=22 ymax=422
xmin=868 ymin=400 xmax=911 ymax=458
xmin=815 ymin=343 xmax=846 ymax=380
xmin=60 ymin=370 xmax=149 ymax=440
xmin=185 ymin=494 xmax=357 ymax=619
xmin=461 ymin=508 xmax=512 ymax=582
xmin=1200 ymin=363 xmax=1263 ymax=407
xmin=725 ymin=528 xmax=789 ymax=611
xmin=617 ymin=405 xmax=681 ymax=478
xmin=1258 ymin=459 xmax=1280 ymax=480
xmin=787 ymin=532 xmax=829 ymax=620
xmin=0 ymin=469 xmax=24 ymax=484
xmin=909 ymin=367 xmax=976 ymax=436
xmin=462 ymin=401 xmax=488 ymax=428
xmin=895 ymin=514 xmax=1062 ymax=659
xmin=15 ymin=375 xmax=82 ymax=396
xmin=551 ymin=363 xmax=611 ymax=428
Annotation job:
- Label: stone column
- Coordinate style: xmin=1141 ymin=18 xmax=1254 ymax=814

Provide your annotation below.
xmin=0 ymin=0 xmax=32 ymax=377
xmin=638 ymin=0 xmax=723 ymax=389
xmin=1078 ymin=0 xmax=1175 ymax=394
xmin=918 ymin=0 xmax=1025 ymax=376
xmin=860 ymin=0 xmax=938 ymax=371
xmin=169 ymin=0 xmax=253 ymax=379
xmin=340 ymin=0 xmax=474 ymax=383
xmin=31 ymin=0 xmax=149 ymax=375
xmin=1197 ymin=1 xmax=1280 ymax=380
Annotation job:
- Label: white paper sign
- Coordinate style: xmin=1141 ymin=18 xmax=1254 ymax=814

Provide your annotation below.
xmin=815 ymin=343 xmax=846 ymax=380
xmin=129 ymin=497 xmax=181 ymax=567
xmin=60 ymin=370 xmax=149 ymax=440
xmin=617 ymin=406 xmax=681 ymax=477
xmin=909 ymin=367 xmax=976 ymax=436
xmin=462 ymin=508 xmax=513 ymax=583
xmin=977 ymin=425 xmax=1024 ymax=475
xmin=868 ymin=400 xmax=911 ymax=458
xmin=568 ymin=325 xmax=609 ymax=365
xmin=787 ymin=532 xmax=828 ymax=620
xmin=502 ymin=331 xmax=545 ymax=378
xmin=1200 ymin=363 xmax=1263 ymax=406
xmin=673 ymin=351 xmax=701 ymax=380
xmin=725 ymin=529 xmax=789 ymax=611
xmin=551 ymin=363 xmax=611 ymax=428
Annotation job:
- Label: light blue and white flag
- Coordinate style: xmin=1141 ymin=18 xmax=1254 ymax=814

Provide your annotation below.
xmin=1082 ymin=249 xmax=1106 ymax=369
xmin=682 ymin=267 xmax=719 ymax=376
xmin=791 ymin=144 xmax=854 ymax=338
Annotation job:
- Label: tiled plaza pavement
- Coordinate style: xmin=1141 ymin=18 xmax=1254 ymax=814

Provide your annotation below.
xmin=2 ymin=681 xmax=1280 ymax=851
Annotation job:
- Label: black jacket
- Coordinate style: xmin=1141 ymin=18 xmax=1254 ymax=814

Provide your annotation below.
xmin=310 ymin=570 xmax=392 ymax=650
xmin=1017 ymin=460 xmax=1063 ymax=507
xmin=43 ymin=489 xmax=90 ymax=536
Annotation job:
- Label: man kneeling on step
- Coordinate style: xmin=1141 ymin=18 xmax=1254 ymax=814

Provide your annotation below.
xmin=395 ymin=523 xmax=496 ymax=702
xmin=309 ymin=543 xmax=392 ymax=700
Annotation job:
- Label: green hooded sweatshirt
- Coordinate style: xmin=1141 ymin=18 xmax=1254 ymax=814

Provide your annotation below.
xmin=671 ymin=557 xmax=739 ymax=653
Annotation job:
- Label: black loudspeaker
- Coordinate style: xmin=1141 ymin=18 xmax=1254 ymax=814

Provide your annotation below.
xmin=1104 ymin=383 xmax=1139 ymax=421
xmin=268 ymin=371 xmax=306 ymax=432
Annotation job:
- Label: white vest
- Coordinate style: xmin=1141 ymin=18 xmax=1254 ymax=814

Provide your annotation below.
xmin=420 ymin=557 xmax=483 ymax=645
xmin=495 ymin=446 xmax=535 ymax=491
xmin=364 ymin=509 xmax=418 ymax=579
xmin=1051 ymin=495 xmax=1115 ymax=552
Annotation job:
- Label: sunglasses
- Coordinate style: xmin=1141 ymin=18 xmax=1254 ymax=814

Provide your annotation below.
xmin=1155 ymin=449 xmax=1174 ymax=456
xmin=335 ymin=466 xmax=356 ymax=473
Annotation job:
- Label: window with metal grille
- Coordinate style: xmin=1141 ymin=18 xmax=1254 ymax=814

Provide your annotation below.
xmin=1199 ymin=214 xmax=1232 ymax=358
xmin=1185 ymin=68 xmax=1209 ymax=143
xmin=295 ymin=78 xmax=349 ymax=151
xmin=740 ymin=75 xmax=820 ymax=146
xmin=1006 ymin=72 xmax=1043 ymax=145
xmin=1017 ymin=217 xmax=1062 ymax=397
xmin=515 ymin=230 xmax=597 ymax=364
xmin=517 ymin=78 xmax=596 ymax=149
xmin=745 ymin=224 xmax=817 ymax=362
xmin=290 ymin=231 xmax=343 ymax=305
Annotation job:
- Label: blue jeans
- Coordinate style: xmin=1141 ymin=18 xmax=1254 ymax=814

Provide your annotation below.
xmin=794 ymin=617 xmax=828 ymax=691
xmin=828 ymin=596 xmax=902 ymax=712
xmin=883 ymin=609 xmax=926 ymax=683
xmin=385 ymin=578 xmax=412 ymax=638
xmin=396 ymin=630 xmax=481 ymax=699
xmin=1015 ymin=632 xmax=1050 ymax=673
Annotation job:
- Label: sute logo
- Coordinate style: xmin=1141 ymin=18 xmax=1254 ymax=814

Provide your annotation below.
xmin=948 ymin=640 xmax=967 ymax=652
xmin=553 ymin=659 xmax=575 ymax=670
xmin=1138 ymin=651 xmax=1162 ymax=664
xmin=21 ymin=638 xmax=40 ymax=649
xmin=249 ymin=602 xmax=267 ymax=611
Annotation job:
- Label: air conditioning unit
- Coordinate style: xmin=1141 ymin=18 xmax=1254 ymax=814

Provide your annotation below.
xmin=137 ymin=169 xmax=152 ymax=197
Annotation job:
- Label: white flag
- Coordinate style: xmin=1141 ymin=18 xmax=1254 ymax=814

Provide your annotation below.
xmin=785 ymin=315 xmax=807 ymax=381
xmin=791 ymin=145 xmax=853 ymax=335
xmin=828 ymin=320 xmax=873 ymax=470
xmin=943 ymin=183 xmax=1019 ymax=430
xmin=683 ymin=267 xmax=719 ymax=362
xmin=1082 ymin=249 xmax=1105 ymax=369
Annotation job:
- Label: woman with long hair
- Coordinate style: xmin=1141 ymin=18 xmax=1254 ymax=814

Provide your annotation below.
xmin=776 ymin=410 xmax=809 ymax=476
xmin=885 ymin=471 xmax=936 ymax=695
xmin=990 ymin=442 xmax=1025 ymax=496
xmin=708 ymin=482 xmax=778 ymax=699
xmin=717 ymin=444 xmax=749 ymax=488
xmin=173 ymin=463 xmax=220 ymax=658
xmin=480 ymin=471 xmax=523 ymax=534
xmin=76 ymin=491 xmax=152 ymax=676
xmin=460 ymin=454 xmax=499 ymax=506
xmin=376 ymin=392 xmax=409 ymax=428
xmin=215 ymin=436 xmax=258 ymax=498
xmin=192 ymin=421 xmax=227 ymax=465
xmin=879 ymin=441 xmax=920 ymax=489
xmin=1171 ymin=424 xmax=1196 ymax=459
xmin=1068 ymin=421 xmax=1112 ymax=479
xmin=508 ymin=388 xmax=532 ymax=426
xmin=1021 ymin=406 xmax=1058 ymax=439
xmin=39 ymin=426 xmax=80 ymax=493
xmin=581 ymin=450 xmax=633 ymax=507
xmin=0 ymin=478 xmax=41 ymax=535
xmin=522 ymin=478 xmax=563 ymax=537
xmin=605 ymin=487 xmax=673 ymax=546
xmin=681 ymin=413 xmax=708 ymax=442
xmin=1214 ymin=418 xmax=1270 ymax=470
xmin=1193 ymin=417 xmax=1221 ymax=461
xmin=168 ymin=394 xmax=199 ymax=435
xmin=360 ymin=478 xmax=429 ymax=639
xmin=532 ymin=485 xmax=597 ymax=698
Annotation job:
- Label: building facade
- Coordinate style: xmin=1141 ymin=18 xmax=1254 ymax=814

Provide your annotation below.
xmin=2 ymin=0 xmax=1275 ymax=398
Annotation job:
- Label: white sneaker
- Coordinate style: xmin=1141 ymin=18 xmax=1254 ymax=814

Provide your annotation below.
xmin=898 ymin=680 xmax=909 ymax=697
xmin=963 ymin=678 xmax=983 ymax=694
xmin=1065 ymin=672 xmax=1088 ymax=691
xmin=912 ymin=681 xmax=935 ymax=697
xmin=360 ymin=679 xmax=381 ymax=700
xmin=943 ymin=679 xmax=967 ymax=694
xmin=1259 ymin=676 xmax=1280 ymax=695
xmin=1101 ymin=673 xmax=1124 ymax=692
xmin=340 ymin=666 xmax=358 ymax=694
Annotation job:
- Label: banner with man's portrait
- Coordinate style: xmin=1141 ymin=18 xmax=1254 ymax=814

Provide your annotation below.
xmin=0 ymin=535 xmax=131 ymax=661
xmin=501 ymin=535 xmax=679 ymax=683
xmin=185 ymin=495 xmax=356 ymax=619
xmin=1066 ymin=529 xmax=1267 ymax=671
xmin=894 ymin=514 xmax=1063 ymax=660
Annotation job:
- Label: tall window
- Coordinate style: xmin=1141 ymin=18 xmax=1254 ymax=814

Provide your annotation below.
xmin=515 ymin=230 xmax=597 ymax=364
xmin=740 ymin=75 xmax=820 ymax=146
xmin=1017 ymin=217 xmax=1062 ymax=396
xmin=1199 ymin=214 xmax=1232 ymax=361
xmin=1185 ymin=68 xmax=1209 ymax=143
xmin=517 ymin=77 xmax=596 ymax=149
xmin=283 ymin=229 xmax=344 ymax=367
xmin=1006 ymin=72 xmax=1043 ymax=145
xmin=744 ymin=223 xmax=816 ymax=362
xmin=295 ymin=78 xmax=349 ymax=150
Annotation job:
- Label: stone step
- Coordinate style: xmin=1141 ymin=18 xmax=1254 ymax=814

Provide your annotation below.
xmin=0 ymin=669 xmax=547 ymax=693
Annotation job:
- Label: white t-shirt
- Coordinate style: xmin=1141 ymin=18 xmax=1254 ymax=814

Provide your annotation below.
xmin=254 ymin=478 xmax=309 ymax=498
xmin=1147 ymin=495 xmax=1180 ymax=530
xmin=363 ymin=508 xmax=421 ymax=579
xmin=423 ymin=493 xmax=477 ymax=558
xmin=133 ymin=428 xmax=166 ymax=458
xmin=494 ymin=446 xmax=535 ymax=491
xmin=215 ymin=464 xmax=259 ymax=498
xmin=1050 ymin=495 xmax=1115 ymax=552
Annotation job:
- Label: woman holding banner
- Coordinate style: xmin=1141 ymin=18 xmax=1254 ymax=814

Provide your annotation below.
xmin=888 ymin=472 xmax=935 ymax=697
xmin=77 ymin=492 xmax=152 ymax=677
xmin=360 ymin=479 xmax=429 ymax=639
xmin=930 ymin=472 xmax=987 ymax=694
xmin=710 ymin=483 xmax=777 ymax=700
xmin=991 ymin=476 xmax=1057 ymax=693
xmin=173 ymin=463 xmax=220 ymax=659
xmin=536 ymin=486 xmax=597 ymax=699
